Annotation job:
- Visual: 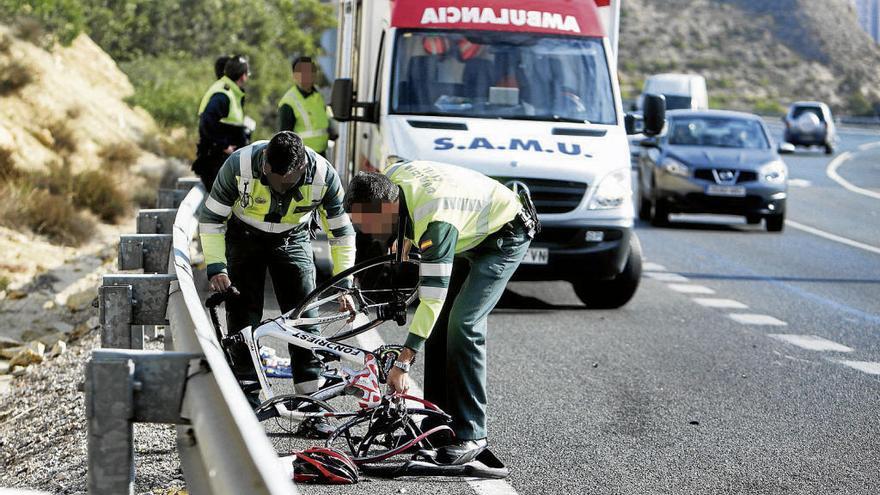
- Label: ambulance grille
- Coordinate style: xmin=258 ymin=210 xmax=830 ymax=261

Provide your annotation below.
xmin=493 ymin=177 xmax=587 ymax=214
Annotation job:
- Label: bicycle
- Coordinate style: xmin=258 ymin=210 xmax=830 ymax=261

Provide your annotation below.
xmin=206 ymin=252 xmax=456 ymax=465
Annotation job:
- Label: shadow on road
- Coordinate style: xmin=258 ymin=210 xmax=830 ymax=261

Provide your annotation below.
xmin=678 ymin=272 xmax=880 ymax=284
xmin=494 ymin=289 xmax=585 ymax=312
xmin=635 ymin=219 xmax=755 ymax=232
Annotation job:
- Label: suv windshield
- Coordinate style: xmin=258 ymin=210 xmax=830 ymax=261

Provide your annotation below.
xmin=791 ymin=106 xmax=825 ymax=122
xmin=390 ymin=30 xmax=617 ymax=124
xmin=668 ymin=116 xmax=769 ymax=149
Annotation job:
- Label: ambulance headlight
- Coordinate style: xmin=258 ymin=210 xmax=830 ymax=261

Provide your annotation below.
xmin=589 ymin=169 xmax=631 ymax=210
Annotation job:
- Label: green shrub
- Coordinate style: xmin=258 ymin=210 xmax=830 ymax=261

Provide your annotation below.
xmin=847 ymin=91 xmax=877 ymax=117
xmin=752 ymin=98 xmax=785 ymax=116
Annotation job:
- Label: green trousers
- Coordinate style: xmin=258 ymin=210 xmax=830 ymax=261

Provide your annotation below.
xmin=423 ymin=220 xmax=531 ymax=440
xmin=225 ymin=217 xmax=321 ymax=393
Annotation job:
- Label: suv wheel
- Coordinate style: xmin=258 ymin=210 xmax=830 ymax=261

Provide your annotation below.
xmin=824 ymin=144 xmax=834 ymax=155
xmin=651 ymin=200 xmax=670 ymax=226
xmin=766 ymin=213 xmax=785 ymax=232
xmin=573 ymin=234 xmax=642 ymax=309
xmin=638 ymin=193 xmax=653 ymax=221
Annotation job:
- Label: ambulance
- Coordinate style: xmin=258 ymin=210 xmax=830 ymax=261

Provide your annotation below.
xmin=330 ymin=0 xmax=665 ymax=308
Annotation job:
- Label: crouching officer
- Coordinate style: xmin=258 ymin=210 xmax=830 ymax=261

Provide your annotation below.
xmin=198 ymin=131 xmax=357 ymax=431
xmin=343 ymin=160 xmax=539 ymax=465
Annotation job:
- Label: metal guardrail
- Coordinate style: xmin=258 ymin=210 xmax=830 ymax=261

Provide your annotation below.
xmin=86 ymin=180 xmax=295 ymax=494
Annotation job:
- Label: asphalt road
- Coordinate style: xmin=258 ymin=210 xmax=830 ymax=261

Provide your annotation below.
xmin=249 ymin=125 xmax=880 ymax=495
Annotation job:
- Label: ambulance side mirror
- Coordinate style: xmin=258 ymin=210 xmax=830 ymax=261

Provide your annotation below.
xmin=642 ymin=94 xmax=667 ymax=137
xmin=331 ymin=78 xmax=379 ymax=124
xmin=331 ymin=78 xmax=354 ymax=122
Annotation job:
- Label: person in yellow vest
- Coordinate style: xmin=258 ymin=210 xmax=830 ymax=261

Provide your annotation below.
xmin=343 ymin=160 xmax=539 ymax=467
xmin=193 ymin=55 xmax=251 ymax=190
xmin=199 ymin=131 xmax=356 ymax=436
xmin=278 ymin=56 xmax=335 ymax=157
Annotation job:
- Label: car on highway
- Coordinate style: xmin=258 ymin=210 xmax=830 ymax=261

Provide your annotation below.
xmin=781 ymin=101 xmax=836 ymax=154
xmin=636 ymin=109 xmax=789 ymax=232
xmin=637 ymin=74 xmax=709 ymax=112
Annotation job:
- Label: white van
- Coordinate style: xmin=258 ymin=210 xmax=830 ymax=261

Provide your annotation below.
xmin=330 ymin=0 xmax=665 ymax=308
xmin=639 ymin=74 xmax=708 ymax=111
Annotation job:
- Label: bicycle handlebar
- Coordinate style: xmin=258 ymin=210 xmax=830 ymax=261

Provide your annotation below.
xmin=206 ymin=286 xmax=241 ymax=309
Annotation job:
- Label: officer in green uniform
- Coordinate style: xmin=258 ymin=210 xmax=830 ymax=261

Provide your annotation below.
xmin=343 ymin=160 xmax=538 ymax=464
xmin=198 ymin=131 xmax=356 ymax=425
xmin=278 ymin=56 xmax=334 ymax=156
xmin=194 ymin=55 xmax=250 ymax=190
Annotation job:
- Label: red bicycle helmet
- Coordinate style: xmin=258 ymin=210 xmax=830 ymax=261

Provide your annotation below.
xmin=292 ymin=447 xmax=359 ymax=484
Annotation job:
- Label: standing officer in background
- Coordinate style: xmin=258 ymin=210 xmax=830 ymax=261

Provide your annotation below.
xmin=198 ymin=131 xmax=356 ymax=433
xmin=193 ymin=55 xmax=251 ymax=190
xmin=343 ymin=160 xmax=539 ymax=465
xmin=278 ymin=56 xmax=335 ymax=157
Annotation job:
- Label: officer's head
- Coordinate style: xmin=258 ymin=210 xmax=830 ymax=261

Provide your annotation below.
xmin=264 ymin=131 xmax=307 ymax=193
xmin=224 ymin=55 xmax=250 ymax=87
xmin=344 ymin=173 xmax=400 ymax=237
xmin=292 ymin=56 xmax=315 ymax=91
xmin=214 ymin=55 xmax=231 ymax=79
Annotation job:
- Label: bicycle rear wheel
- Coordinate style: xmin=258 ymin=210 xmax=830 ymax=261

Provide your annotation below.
xmin=288 ymin=254 xmax=420 ymax=342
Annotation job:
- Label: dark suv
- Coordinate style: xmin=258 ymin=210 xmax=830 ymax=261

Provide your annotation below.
xmin=782 ymin=102 xmax=836 ymax=155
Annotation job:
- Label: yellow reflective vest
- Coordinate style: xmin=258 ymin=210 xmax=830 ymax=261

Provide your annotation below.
xmin=278 ymin=85 xmax=330 ymax=152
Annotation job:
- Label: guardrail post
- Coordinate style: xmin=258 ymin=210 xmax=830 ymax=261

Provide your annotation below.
xmin=157 ymin=189 xmax=188 ymax=209
xmin=118 ymin=234 xmax=173 ymax=274
xmin=99 ymin=275 xmax=175 ymax=349
xmin=85 ymin=354 xmax=135 ymax=495
xmin=176 ymin=177 xmax=201 ymax=191
xmin=137 ymin=209 xmax=178 ymax=235
xmin=85 ymin=349 xmax=200 ymax=495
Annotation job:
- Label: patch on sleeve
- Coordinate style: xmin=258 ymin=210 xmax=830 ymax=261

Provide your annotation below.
xmin=419 ymin=239 xmax=433 ymax=250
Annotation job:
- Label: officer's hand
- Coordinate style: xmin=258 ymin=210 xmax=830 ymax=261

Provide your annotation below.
xmin=390 ymin=239 xmax=412 ymax=261
xmin=387 ymin=367 xmax=409 ymax=394
xmin=209 ymin=274 xmax=232 ymax=292
xmin=223 ymin=145 xmax=236 ymax=155
xmin=338 ymin=294 xmax=356 ymax=322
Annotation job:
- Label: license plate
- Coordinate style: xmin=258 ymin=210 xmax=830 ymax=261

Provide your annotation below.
xmin=521 ymin=247 xmax=549 ymax=265
xmin=706 ymin=185 xmax=746 ymax=197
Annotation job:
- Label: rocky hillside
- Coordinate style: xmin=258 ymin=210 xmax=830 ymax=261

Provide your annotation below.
xmin=618 ymin=0 xmax=880 ymax=115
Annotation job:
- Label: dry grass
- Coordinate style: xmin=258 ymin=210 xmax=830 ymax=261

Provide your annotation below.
xmin=141 ymin=127 xmax=196 ymax=162
xmin=12 ymin=17 xmax=47 ymax=46
xmin=71 ymin=169 xmax=130 ymax=223
xmin=0 ymin=182 xmax=96 ymax=246
xmin=0 ymin=149 xmax=19 ymax=180
xmin=0 ymin=33 xmax=12 ymax=54
xmin=47 ymin=120 xmax=78 ymax=154
xmin=0 ymin=57 xmax=35 ymax=96
xmin=99 ymin=141 xmax=142 ymax=172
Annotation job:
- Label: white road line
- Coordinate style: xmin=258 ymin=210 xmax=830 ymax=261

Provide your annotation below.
xmin=728 ymin=314 xmax=788 ymax=326
xmin=785 ymin=220 xmax=880 ymax=256
xmin=836 ymin=360 xmax=880 ymax=375
xmin=826 ymin=149 xmax=880 ymax=200
xmin=642 ymin=262 xmax=668 ymax=272
xmin=768 ymin=334 xmax=853 ymax=352
xmin=355 ymin=331 xmax=520 ymax=495
xmin=857 ymin=142 xmax=880 ymax=152
xmin=788 ymin=178 xmax=812 ymax=188
xmin=692 ymin=298 xmax=748 ymax=309
xmin=667 ymin=284 xmax=715 ymax=294
xmin=645 ymin=272 xmax=690 ymax=282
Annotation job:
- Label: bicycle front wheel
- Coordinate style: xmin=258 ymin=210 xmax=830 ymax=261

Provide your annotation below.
xmin=288 ymin=254 xmax=420 ymax=342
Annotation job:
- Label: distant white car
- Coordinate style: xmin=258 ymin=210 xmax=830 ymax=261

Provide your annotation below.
xmin=782 ymin=101 xmax=836 ymax=155
xmin=638 ymin=74 xmax=709 ymax=111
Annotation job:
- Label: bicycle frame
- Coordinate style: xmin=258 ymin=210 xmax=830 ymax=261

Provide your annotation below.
xmin=240 ymin=309 xmax=376 ymax=422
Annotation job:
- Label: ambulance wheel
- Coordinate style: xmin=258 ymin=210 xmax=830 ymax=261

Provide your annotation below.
xmin=573 ymin=234 xmax=642 ymax=309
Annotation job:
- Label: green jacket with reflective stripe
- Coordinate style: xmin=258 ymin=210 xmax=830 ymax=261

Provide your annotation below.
xmin=278 ymin=85 xmax=330 ymax=152
xmin=198 ymin=76 xmax=245 ymax=126
xmin=386 ymin=161 xmax=521 ymax=350
xmin=198 ymin=141 xmax=355 ymax=278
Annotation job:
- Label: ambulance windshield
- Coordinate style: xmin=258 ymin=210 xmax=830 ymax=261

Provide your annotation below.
xmin=390 ymin=30 xmax=617 ymax=125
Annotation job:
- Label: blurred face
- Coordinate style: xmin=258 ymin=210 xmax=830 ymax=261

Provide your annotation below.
xmin=293 ymin=62 xmax=315 ymax=90
xmin=262 ymin=162 xmax=304 ymax=194
xmin=350 ymin=201 xmax=399 ymax=238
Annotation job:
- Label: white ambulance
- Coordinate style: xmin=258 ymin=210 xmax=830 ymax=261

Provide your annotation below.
xmin=331 ymin=0 xmax=665 ymax=308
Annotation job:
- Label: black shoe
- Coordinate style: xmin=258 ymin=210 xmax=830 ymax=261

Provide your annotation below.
xmin=296 ymin=417 xmax=335 ymax=439
xmin=436 ymin=438 xmax=488 ymax=465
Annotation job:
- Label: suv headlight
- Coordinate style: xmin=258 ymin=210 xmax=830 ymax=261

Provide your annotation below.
xmin=661 ymin=157 xmax=690 ymax=177
xmin=588 ymin=169 xmax=631 ymax=210
xmin=760 ymin=160 xmax=788 ymax=183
